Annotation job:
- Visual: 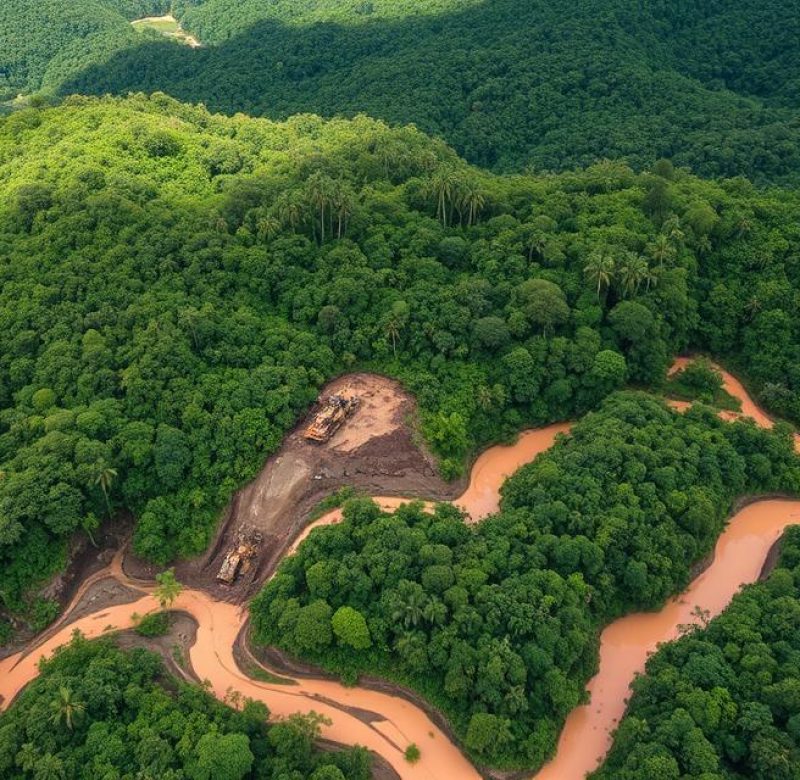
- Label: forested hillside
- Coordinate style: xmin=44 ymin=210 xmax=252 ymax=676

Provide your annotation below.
xmin=4 ymin=0 xmax=799 ymax=184
xmin=0 ymin=0 xmax=169 ymax=98
xmin=0 ymin=633 xmax=371 ymax=779
xmin=252 ymin=396 xmax=800 ymax=768
xmin=593 ymin=526 xmax=800 ymax=780
xmin=2 ymin=94 xmax=800 ymax=636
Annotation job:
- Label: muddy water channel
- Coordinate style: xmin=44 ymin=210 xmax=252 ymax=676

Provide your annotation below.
xmin=1 ymin=362 xmax=798 ymax=780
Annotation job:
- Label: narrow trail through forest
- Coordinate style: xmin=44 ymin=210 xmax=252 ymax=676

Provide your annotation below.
xmin=1 ymin=360 xmax=798 ymax=780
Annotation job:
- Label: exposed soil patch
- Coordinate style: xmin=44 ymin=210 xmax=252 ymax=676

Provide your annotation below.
xmin=12 ymin=576 xmax=143 ymax=664
xmin=130 ymin=373 xmax=463 ymax=603
xmin=1 ymin=516 xmax=133 ymax=658
xmin=116 ymin=611 xmax=199 ymax=684
xmin=56 ymin=577 xmax=142 ymax=627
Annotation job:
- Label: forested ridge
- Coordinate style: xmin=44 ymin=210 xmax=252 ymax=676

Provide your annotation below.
xmin=0 ymin=0 xmax=169 ymax=97
xmin=2 ymin=94 xmax=800 ymax=640
xmin=0 ymin=633 xmax=371 ymax=779
xmin=3 ymin=0 xmax=800 ymax=184
xmin=2 ymin=2 xmax=800 ymax=775
xmin=593 ymin=527 xmax=800 ymax=780
xmin=251 ymin=395 xmax=800 ymax=768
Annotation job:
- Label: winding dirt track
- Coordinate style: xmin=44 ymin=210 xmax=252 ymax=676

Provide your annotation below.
xmin=1 ymin=361 xmax=798 ymax=780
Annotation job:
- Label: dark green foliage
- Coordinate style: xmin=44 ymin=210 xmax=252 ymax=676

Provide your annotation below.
xmin=0 ymin=0 xmax=170 ymax=99
xmin=29 ymin=597 xmax=60 ymax=632
xmin=134 ymin=609 xmax=170 ymax=636
xmin=2 ymin=94 xmax=800 ymax=626
xmin=0 ymin=633 xmax=371 ymax=779
xmin=594 ymin=526 xmax=800 ymax=780
xmin=251 ymin=394 xmax=800 ymax=768
xmin=3 ymin=1 xmax=800 ymax=184
xmin=665 ymin=358 xmax=741 ymax=411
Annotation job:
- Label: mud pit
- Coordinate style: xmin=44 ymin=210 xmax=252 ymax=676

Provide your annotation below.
xmin=140 ymin=373 xmax=460 ymax=602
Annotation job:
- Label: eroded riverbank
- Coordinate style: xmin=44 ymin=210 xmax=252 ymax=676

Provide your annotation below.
xmin=1 ymin=360 xmax=798 ymax=780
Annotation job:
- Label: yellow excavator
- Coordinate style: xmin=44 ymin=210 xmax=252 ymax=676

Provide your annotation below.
xmin=304 ymin=392 xmax=359 ymax=443
xmin=216 ymin=528 xmax=263 ymax=585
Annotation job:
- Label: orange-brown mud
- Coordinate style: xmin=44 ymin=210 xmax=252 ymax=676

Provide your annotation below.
xmin=533 ymin=499 xmax=800 ymax=780
xmin=534 ymin=360 xmax=800 ymax=780
xmin=130 ymin=373 xmax=459 ymax=602
xmin=2 ymin=360 xmax=799 ymax=780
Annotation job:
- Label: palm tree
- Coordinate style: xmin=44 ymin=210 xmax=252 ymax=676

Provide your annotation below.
xmin=81 ymin=513 xmax=100 ymax=548
xmin=256 ymin=214 xmax=281 ymax=242
xmin=306 ymin=172 xmax=334 ymax=243
xmin=695 ymin=234 xmax=712 ymax=256
xmin=476 ymin=385 xmax=494 ymax=412
xmin=647 ymin=233 xmax=675 ymax=268
xmin=50 ymin=686 xmax=85 ymax=731
xmin=525 ymin=229 xmax=547 ymax=262
xmin=154 ymin=568 xmax=182 ymax=609
xmin=375 ymin=134 xmax=402 ymax=180
xmin=331 ymin=182 xmax=355 ymax=239
xmin=392 ymin=584 xmax=426 ymax=629
xmin=93 ymin=463 xmax=117 ymax=519
xmin=583 ymin=251 xmax=616 ymax=299
xmin=503 ymin=685 xmax=528 ymax=715
xmin=621 ymin=254 xmax=650 ymax=297
xmin=422 ymin=599 xmax=447 ymax=627
xmin=662 ymin=215 xmax=685 ymax=248
xmin=277 ymin=191 xmax=303 ymax=232
xmin=383 ymin=301 xmax=409 ymax=359
xmin=428 ymin=169 xmax=456 ymax=227
xmin=744 ymin=295 xmax=762 ymax=320
xmin=643 ymin=265 xmax=660 ymax=292
xmin=459 ymin=180 xmax=485 ymax=226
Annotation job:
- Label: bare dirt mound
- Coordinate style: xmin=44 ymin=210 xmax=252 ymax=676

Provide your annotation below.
xmin=148 ymin=373 xmax=460 ymax=603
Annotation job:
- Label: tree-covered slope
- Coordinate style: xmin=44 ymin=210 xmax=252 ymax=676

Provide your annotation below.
xmin=1 ymin=94 xmax=800 ymax=636
xmin=251 ymin=395 xmax=800 ymax=769
xmin=0 ymin=633 xmax=371 ymax=779
xmin=0 ymin=0 xmax=169 ymax=99
xmin=4 ymin=0 xmax=800 ymax=184
xmin=67 ymin=0 xmax=800 ymax=185
xmin=593 ymin=526 xmax=800 ymax=780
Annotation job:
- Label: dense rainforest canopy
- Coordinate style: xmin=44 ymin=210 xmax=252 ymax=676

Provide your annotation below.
xmin=2 ymin=2 xmax=800 ymax=776
xmin=3 ymin=0 xmax=800 ymax=184
xmin=251 ymin=395 xmax=800 ymax=768
xmin=2 ymin=93 xmax=800 ymax=637
xmin=0 ymin=633 xmax=371 ymax=779
xmin=593 ymin=526 xmax=800 ymax=780
xmin=0 ymin=0 xmax=170 ymax=97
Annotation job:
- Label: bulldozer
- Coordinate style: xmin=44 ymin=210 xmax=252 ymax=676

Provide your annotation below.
xmin=304 ymin=392 xmax=359 ymax=443
xmin=216 ymin=528 xmax=263 ymax=585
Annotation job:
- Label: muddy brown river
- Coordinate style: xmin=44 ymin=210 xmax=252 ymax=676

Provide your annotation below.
xmin=1 ymin=361 xmax=798 ymax=779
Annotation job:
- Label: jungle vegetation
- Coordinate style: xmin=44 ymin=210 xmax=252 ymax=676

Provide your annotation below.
xmin=2 ymin=1 xmax=799 ymax=185
xmin=1 ymin=4 xmax=800 ymax=774
xmin=593 ymin=526 xmax=800 ymax=780
xmin=2 ymin=93 xmax=800 ymax=637
xmin=0 ymin=633 xmax=371 ymax=779
xmin=251 ymin=394 xmax=800 ymax=768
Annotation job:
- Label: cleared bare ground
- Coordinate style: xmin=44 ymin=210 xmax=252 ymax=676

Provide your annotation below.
xmin=124 ymin=373 xmax=461 ymax=602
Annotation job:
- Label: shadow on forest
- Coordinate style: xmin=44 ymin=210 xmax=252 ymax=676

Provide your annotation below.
xmin=61 ymin=0 xmax=508 ymax=161
xmin=59 ymin=0 xmax=800 ymax=178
